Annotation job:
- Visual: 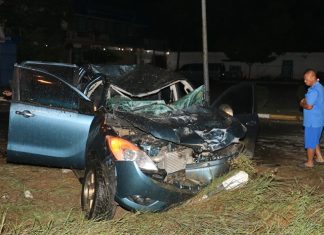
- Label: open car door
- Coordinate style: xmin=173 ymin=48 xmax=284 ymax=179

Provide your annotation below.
xmin=211 ymin=82 xmax=259 ymax=157
xmin=7 ymin=65 xmax=95 ymax=169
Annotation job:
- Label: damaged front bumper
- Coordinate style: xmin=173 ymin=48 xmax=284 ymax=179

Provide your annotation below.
xmin=114 ymin=143 xmax=243 ymax=212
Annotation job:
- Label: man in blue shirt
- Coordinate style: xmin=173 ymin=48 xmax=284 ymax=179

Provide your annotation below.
xmin=299 ymin=69 xmax=324 ymax=168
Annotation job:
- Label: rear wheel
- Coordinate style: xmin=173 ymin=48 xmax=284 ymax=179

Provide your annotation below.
xmin=81 ymin=159 xmax=116 ymax=220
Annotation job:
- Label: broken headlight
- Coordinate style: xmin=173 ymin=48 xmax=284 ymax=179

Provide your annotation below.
xmin=107 ymin=136 xmax=158 ymax=173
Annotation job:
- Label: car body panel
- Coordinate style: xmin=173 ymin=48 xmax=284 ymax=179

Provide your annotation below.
xmin=83 ymin=64 xmax=194 ymax=105
xmin=7 ymin=103 xmax=94 ymax=168
xmin=211 ymin=82 xmax=259 ymax=156
xmin=6 ymin=61 xmax=259 ymax=215
xmin=7 ymin=65 xmax=95 ymax=169
xmin=89 ymin=64 xmax=136 ymax=79
xmin=115 ymin=161 xmax=196 ymax=211
xmin=114 ymin=108 xmax=245 ymax=151
xmin=115 ymin=156 xmax=233 ymax=211
xmin=109 ymin=64 xmax=189 ymax=95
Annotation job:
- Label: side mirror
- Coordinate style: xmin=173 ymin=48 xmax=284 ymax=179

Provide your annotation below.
xmin=219 ymin=104 xmax=233 ymax=116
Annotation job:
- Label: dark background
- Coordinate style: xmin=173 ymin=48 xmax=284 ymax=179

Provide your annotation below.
xmin=1 ymin=0 xmax=324 ymax=62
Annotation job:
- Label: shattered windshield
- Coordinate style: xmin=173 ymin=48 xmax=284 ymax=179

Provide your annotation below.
xmin=107 ymin=85 xmax=205 ymax=116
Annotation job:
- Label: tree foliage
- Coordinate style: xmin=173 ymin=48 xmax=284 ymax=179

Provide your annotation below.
xmin=0 ymin=0 xmax=72 ymax=61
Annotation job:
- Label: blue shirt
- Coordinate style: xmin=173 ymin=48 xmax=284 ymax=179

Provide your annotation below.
xmin=303 ymin=82 xmax=324 ymax=127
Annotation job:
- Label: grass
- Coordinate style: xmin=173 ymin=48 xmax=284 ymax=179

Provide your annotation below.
xmin=1 ymin=155 xmax=324 ymax=234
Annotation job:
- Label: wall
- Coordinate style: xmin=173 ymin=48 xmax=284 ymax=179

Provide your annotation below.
xmin=167 ymin=52 xmax=324 ymax=80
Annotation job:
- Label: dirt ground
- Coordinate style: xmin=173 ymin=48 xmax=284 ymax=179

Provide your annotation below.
xmin=1 ymin=108 xmax=324 ymax=224
xmin=0 ymin=110 xmax=128 ymax=224
xmin=255 ymin=120 xmax=324 ymax=193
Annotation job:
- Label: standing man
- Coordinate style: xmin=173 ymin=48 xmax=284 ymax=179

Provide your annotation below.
xmin=299 ymin=69 xmax=324 ymax=168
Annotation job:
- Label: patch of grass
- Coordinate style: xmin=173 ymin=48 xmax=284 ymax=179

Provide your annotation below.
xmin=230 ymin=153 xmax=256 ymax=175
xmin=2 ymin=178 xmax=324 ymax=234
xmin=1 ymin=155 xmax=324 ymax=234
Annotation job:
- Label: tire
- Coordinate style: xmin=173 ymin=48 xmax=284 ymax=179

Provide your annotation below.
xmin=81 ymin=159 xmax=117 ymax=220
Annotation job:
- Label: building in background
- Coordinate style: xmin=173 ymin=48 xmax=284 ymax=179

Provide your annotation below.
xmin=167 ymin=52 xmax=324 ymax=80
xmin=67 ymin=0 xmax=168 ymax=66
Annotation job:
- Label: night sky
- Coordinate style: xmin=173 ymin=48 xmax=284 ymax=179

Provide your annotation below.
xmin=84 ymin=0 xmax=324 ymax=52
xmin=2 ymin=0 xmax=324 ymax=57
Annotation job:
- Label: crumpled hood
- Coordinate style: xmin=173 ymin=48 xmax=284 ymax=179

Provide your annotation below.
xmin=115 ymin=105 xmax=246 ymax=152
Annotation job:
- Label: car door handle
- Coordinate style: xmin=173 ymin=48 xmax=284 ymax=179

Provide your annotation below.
xmin=15 ymin=110 xmax=35 ymax=118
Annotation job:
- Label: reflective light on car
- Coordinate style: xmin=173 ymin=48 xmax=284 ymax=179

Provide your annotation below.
xmin=107 ymin=136 xmax=158 ymax=172
xmin=219 ymin=104 xmax=234 ymax=116
xmin=37 ymin=79 xmax=53 ymax=85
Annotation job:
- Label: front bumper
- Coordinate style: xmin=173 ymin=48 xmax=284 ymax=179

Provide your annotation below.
xmin=114 ymin=156 xmax=231 ymax=212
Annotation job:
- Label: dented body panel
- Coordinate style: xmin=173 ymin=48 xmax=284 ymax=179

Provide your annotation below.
xmin=114 ymin=107 xmax=245 ymax=151
xmin=7 ymin=61 xmax=259 ymax=214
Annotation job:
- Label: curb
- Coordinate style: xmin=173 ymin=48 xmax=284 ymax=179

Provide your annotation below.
xmin=258 ymin=113 xmax=303 ymax=121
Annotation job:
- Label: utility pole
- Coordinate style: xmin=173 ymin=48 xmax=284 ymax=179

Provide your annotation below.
xmin=201 ymin=0 xmax=210 ymax=105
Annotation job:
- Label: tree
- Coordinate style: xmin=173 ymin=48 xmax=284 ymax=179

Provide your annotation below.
xmin=0 ymin=0 xmax=73 ymax=62
xmin=220 ymin=0 xmax=280 ymax=78
xmin=224 ymin=40 xmax=277 ymax=79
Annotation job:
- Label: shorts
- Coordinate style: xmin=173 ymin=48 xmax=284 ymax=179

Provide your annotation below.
xmin=305 ymin=126 xmax=323 ymax=149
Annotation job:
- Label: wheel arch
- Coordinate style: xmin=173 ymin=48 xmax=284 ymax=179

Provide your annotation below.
xmin=84 ymin=116 xmax=117 ymax=167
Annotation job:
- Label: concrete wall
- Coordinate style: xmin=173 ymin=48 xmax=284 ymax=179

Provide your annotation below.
xmin=167 ymin=52 xmax=324 ymax=80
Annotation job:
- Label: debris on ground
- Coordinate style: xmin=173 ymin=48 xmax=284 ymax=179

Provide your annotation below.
xmin=203 ymin=171 xmax=249 ymax=199
xmin=1 ymin=193 xmax=9 ymax=201
xmin=62 ymin=169 xmax=73 ymax=174
xmin=24 ymin=190 xmax=33 ymax=199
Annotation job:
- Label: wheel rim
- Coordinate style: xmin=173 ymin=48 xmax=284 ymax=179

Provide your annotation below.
xmin=83 ymin=170 xmax=95 ymax=213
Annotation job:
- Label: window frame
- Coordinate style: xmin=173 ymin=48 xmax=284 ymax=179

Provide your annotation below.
xmin=13 ymin=65 xmax=94 ymax=114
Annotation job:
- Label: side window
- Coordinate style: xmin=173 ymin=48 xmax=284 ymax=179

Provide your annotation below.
xmin=212 ymin=83 xmax=254 ymax=115
xmin=19 ymin=68 xmax=79 ymax=110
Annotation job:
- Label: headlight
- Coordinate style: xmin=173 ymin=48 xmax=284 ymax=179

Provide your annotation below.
xmin=107 ymin=136 xmax=158 ymax=173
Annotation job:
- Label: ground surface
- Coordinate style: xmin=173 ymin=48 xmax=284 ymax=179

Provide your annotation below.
xmin=255 ymin=121 xmax=324 ymax=193
xmin=1 ymin=82 xmax=324 ymax=226
xmin=2 ymin=116 xmax=324 ymax=224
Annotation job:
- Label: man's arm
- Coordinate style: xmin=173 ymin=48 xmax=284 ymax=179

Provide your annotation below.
xmin=300 ymin=98 xmax=313 ymax=110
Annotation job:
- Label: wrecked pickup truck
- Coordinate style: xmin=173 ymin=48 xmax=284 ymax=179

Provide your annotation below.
xmin=6 ymin=62 xmax=258 ymax=220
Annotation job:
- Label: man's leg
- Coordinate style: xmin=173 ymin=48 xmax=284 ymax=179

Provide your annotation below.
xmin=303 ymin=126 xmax=318 ymax=167
xmin=306 ymin=148 xmax=315 ymax=167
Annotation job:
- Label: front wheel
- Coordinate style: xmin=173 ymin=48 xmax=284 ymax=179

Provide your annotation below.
xmin=81 ymin=159 xmax=117 ymax=220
